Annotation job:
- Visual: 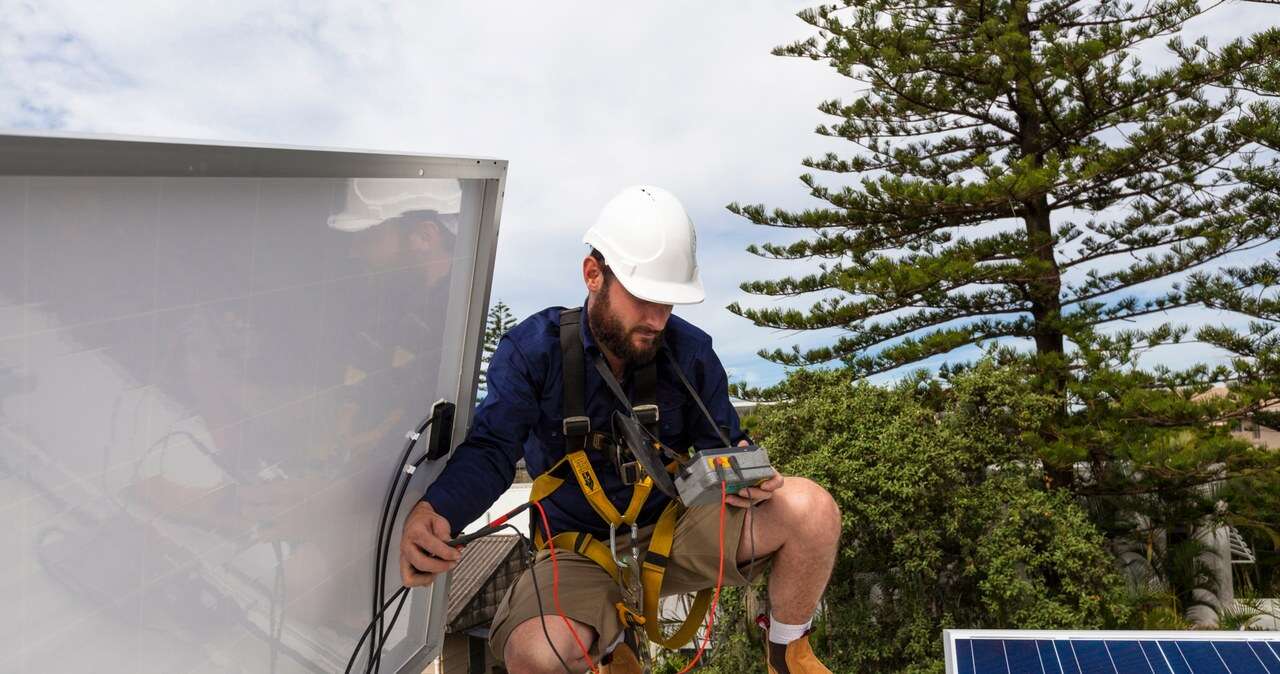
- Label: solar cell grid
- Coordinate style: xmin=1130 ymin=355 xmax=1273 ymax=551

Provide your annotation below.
xmin=946 ymin=631 xmax=1280 ymax=674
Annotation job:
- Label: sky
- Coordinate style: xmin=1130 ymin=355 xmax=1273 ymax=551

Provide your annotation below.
xmin=3 ymin=0 xmax=1279 ymax=392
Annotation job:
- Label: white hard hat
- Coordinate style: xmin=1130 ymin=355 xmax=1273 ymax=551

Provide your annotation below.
xmin=328 ymin=178 xmax=461 ymax=235
xmin=583 ymin=185 xmax=705 ymax=305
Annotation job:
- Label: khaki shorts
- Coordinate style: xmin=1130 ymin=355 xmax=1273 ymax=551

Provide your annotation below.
xmin=488 ymin=503 xmax=772 ymax=664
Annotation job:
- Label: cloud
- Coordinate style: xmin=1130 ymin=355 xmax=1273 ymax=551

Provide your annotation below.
xmin=0 ymin=0 xmax=844 ymax=378
xmin=4 ymin=0 xmax=1278 ymax=389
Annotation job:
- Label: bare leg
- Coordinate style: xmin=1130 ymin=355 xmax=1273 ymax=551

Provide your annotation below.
xmin=735 ymin=476 xmax=841 ymax=623
xmin=504 ymin=615 xmax=597 ymax=674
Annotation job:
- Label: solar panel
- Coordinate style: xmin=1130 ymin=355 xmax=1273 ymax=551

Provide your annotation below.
xmin=946 ymin=630 xmax=1280 ymax=674
xmin=0 ymin=133 xmax=506 ymax=674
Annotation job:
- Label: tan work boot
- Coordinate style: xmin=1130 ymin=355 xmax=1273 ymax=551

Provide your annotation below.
xmin=758 ymin=615 xmax=833 ymax=674
xmin=600 ymin=641 xmax=643 ymax=673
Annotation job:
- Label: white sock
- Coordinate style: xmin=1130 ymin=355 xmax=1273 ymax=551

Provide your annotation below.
xmin=768 ymin=613 xmax=812 ymax=645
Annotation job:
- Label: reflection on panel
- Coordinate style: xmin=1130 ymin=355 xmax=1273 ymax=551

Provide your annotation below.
xmin=0 ymin=176 xmax=484 ymax=673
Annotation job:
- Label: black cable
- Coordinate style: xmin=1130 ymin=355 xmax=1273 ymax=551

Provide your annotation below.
xmin=745 ymin=500 xmax=758 ymax=585
xmin=662 ymin=349 xmax=732 ymax=448
xmin=347 ymin=522 xmax=572 ymax=674
xmin=370 ymin=417 xmax=425 ymax=673
xmin=521 ymin=520 xmax=575 ymax=674
xmin=627 ymin=394 xmax=768 ymax=654
xmin=368 ymin=434 xmax=436 ymax=674
xmin=370 ymin=412 xmax=436 ymax=674
xmin=742 ymin=431 xmax=760 ymax=586
xmin=376 ymin=589 xmax=411 ymax=660
xmin=345 ymin=586 xmax=410 ymax=674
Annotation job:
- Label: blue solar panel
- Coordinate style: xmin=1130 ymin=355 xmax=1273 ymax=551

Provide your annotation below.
xmin=1055 ymin=639 xmax=1083 ymax=674
xmin=946 ymin=631 xmax=1280 ymax=674
xmin=1037 ymin=640 xmax=1062 ymax=672
xmin=1253 ymin=642 xmax=1280 ymax=671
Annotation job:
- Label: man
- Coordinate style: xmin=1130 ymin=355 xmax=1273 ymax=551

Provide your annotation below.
xmin=400 ymin=186 xmax=840 ymax=674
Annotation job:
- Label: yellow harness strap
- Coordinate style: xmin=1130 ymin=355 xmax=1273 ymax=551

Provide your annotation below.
xmin=528 ymin=453 xmax=713 ymax=650
xmin=566 ymin=450 xmax=653 ymax=525
xmin=532 ymin=451 xmax=652 ymax=527
xmin=530 ymin=530 xmax=623 ymax=585
xmin=641 ymin=502 xmax=716 ymax=649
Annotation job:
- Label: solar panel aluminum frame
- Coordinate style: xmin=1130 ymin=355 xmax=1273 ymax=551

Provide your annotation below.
xmin=0 ymin=129 xmax=507 ymax=674
xmin=945 ymin=629 xmax=1280 ymax=674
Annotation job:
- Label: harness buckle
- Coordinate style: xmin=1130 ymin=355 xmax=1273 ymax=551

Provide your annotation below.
xmin=563 ymin=415 xmax=591 ymax=436
xmin=633 ymin=404 xmax=659 ymax=425
xmin=619 ymin=461 xmax=644 ymax=485
xmin=615 ymin=601 xmax=646 ymax=628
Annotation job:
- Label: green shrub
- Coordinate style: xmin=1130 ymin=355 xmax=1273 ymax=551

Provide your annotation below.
xmin=696 ymin=362 xmax=1130 ymax=673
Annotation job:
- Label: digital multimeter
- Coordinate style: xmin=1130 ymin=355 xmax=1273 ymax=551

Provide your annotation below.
xmin=674 ymin=444 xmax=776 ymax=507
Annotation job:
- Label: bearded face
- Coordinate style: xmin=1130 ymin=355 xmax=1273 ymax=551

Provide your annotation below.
xmin=588 ymin=274 xmax=666 ymax=366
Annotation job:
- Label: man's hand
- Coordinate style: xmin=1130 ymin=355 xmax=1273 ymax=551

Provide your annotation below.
xmin=399 ymin=501 xmax=461 ymax=587
xmin=725 ymin=439 xmax=784 ymax=509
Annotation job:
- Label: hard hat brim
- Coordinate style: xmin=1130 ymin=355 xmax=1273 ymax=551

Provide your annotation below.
xmin=327 ymin=215 xmax=379 ymax=233
xmin=614 ymin=272 xmax=705 ymax=306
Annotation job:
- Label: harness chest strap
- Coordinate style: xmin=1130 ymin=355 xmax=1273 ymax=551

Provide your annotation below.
xmin=528 ymin=501 xmax=716 ymax=650
xmin=529 ymin=451 xmax=716 ymax=649
xmin=546 ymin=306 xmax=656 ymax=533
xmin=525 ymin=306 xmax=714 ymax=649
xmin=530 ymin=450 xmax=652 ymax=529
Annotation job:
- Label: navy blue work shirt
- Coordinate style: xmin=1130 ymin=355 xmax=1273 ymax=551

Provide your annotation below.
xmin=422 ymin=301 xmax=745 ymax=539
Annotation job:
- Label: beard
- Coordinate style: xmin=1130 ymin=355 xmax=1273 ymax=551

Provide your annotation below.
xmin=589 ymin=286 xmax=664 ymax=366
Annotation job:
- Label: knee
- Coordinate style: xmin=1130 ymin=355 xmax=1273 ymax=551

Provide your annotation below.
xmin=779 ymin=476 xmax=841 ymax=538
xmin=503 ymin=617 xmax=594 ymax=674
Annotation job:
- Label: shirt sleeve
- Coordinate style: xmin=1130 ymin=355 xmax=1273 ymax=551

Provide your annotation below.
xmin=687 ymin=338 xmax=748 ymax=449
xmin=422 ymin=335 xmax=540 ymax=535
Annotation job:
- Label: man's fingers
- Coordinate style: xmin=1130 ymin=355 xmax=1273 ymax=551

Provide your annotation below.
xmin=402 ymin=540 xmax=456 ymax=576
xmin=724 ymin=481 xmax=781 ymax=507
xmin=400 ymin=555 xmax=435 ymax=588
xmin=429 ymin=514 xmax=454 ymax=540
xmin=427 ymin=517 xmax=461 ymax=561
xmin=402 ymin=513 xmax=460 ymax=564
xmin=414 ymin=529 xmax=461 ymax=564
xmin=726 ymin=486 xmax=773 ymax=508
xmin=737 ymin=439 xmax=749 ymax=447
xmin=402 ymin=518 xmax=459 ymax=568
xmin=396 ymin=502 xmax=460 ymax=585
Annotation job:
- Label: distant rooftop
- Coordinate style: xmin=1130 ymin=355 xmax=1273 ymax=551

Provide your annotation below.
xmin=445 ymin=534 xmax=525 ymax=634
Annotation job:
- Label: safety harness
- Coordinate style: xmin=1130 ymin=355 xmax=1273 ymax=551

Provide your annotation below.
xmin=527 ymin=307 xmax=715 ymax=652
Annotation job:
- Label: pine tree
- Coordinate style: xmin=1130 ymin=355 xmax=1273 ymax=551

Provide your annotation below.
xmin=477 ymin=300 xmax=517 ymax=402
xmin=729 ymin=0 xmax=1280 ymax=394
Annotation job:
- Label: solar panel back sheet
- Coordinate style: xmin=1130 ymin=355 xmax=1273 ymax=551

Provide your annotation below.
xmin=0 ymin=132 xmax=507 ymax=674
xmin=945 ymin=629 xmax=1280 ymax=674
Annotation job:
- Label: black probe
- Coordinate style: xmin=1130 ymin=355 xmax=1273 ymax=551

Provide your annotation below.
xmin=444 ymin=501 xmax=533 ymax=548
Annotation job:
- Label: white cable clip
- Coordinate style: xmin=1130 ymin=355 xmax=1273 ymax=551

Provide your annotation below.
xmin=406 ymin=431 xmax=421 ymax=441
xmin=403 ymin=464 xmax=416 ymax=475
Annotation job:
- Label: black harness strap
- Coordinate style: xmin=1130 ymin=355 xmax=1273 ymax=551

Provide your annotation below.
xmin=591 ymin=356 xmax=635 ymax=413
xmin=633 ymin=353 xmax=660 ymax=437
xmin=559 ymin=308 xmax=591 ymax=451
xmin=561 ymin=305 xmax=670 ymax=487
xmin=563 ymin=305 xmax=663 ymax=440
xmin=662 ymin=349 xmax=732 ymax=448
xmin=565 ymin=303 xmax=731 ymax=453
